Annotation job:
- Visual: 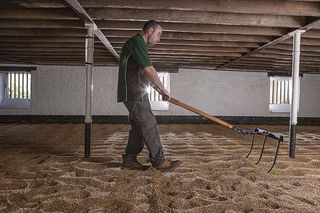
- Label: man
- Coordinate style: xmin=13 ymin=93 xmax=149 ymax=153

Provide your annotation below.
xmin=117 ymin=20 xmax=182 ymax=171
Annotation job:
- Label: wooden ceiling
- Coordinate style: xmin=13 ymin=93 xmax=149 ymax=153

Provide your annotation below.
xmin=0 ymin=0 xmax=320 ymax=73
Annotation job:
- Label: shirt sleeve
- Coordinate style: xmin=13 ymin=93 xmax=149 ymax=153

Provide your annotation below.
xmin=131 ymin=40 xmax=152 ymax=68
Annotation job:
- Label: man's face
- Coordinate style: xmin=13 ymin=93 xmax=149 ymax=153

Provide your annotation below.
xmin=147 ymin=25 xmax=162 ymax=46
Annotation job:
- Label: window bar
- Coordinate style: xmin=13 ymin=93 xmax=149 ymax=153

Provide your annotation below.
xmin=286 ymin=80 xmax=290 ymax=104
xmin=26 ymin=73 xmax=29 ymax=99
xmin=274 ymin=80 xmax=276 ymax=104
xmin=8 ymin=73 xmax=11 ymax=99
xmin=154 ymin=87 xmax=158 ymax=101
xmin=21 ymin=73 xmax=24 ymax=99
xmin=25 ymin=73 xmax=27 ymax=99
xmin=17 ymin=73 xmax=19 ymax=99
xmin=281 ymin=81 xmax=285 ymax=104
xmin=277 ymin=81 xmax=280 ymax=104
xmin=270 ymin=80 xmax=274 ymax=104
xmin=282 ymin=81 xmax=285 ymax=104
xmin=29 ymin=73 xmax=31 ymax=99
xmin=18 ymin=73 xmax=21 ymax=99
xmin=150 ymin=86 xmax=153 ymax=101
xmin=14 ymin=73 xmax=17 ymax=99
xmin=278 ymin=81 xmax=281 ymax=104
xmin=278 ymin=81 xmax=282 ymax=104
xmin=12 ymin=73 xmax=14 ymax=99
xmin=273 ymin=80 xmax=277 ymax=104
xmin=284 ymin=81 xmax=287 ymax=104
xmin=270 ymin=80 xmax=273 ymax=104
xmin=19 ymin=73 xmax=21 ymax=99
xmin=279 ymin=81 xmax=283 ymax=104
xmin=22 ymin=73 xmax=25 ymax=99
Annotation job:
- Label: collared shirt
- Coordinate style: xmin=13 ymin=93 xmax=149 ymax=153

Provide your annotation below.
xmin=117 ymin=33 xmax=152 ymax=102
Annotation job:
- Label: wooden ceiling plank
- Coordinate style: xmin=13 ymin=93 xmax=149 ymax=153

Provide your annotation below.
xmin=94 ymin=20 xmax=287 ymax=36
xmin=0 ymin=29 xmax=274 ymax=43
xmin=0 ymin=8 xmax=78 ymax=20
xmin=80 ymin=0 xmax=320 ymax=17
xmin=88 ymin=8 xmax=304 ymax=28
xmin=4 ymin=0 xmax=320 ymax=17
xmin=0 ymin=19 xmax=84 ymax=29
xmin=0 ymin=19 xmax=288 ymax=37
xmin=0 ymin=36 xmax=263 ymax=48
xmin=215 ymin=18 xmax=320 ymax=70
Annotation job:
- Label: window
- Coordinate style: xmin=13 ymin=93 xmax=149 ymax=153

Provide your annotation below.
xmin=268 ymin=72 xmax=302 ymax=113
xmin=269 ymin=76 xmax=292 ymax=105
xmin=8 ymin=72 xmax=32 ymax=99
xmin=0 ymin=69 xmax=32 ymax=109
xmin=148 ymin=72 xmax=170 ymax=110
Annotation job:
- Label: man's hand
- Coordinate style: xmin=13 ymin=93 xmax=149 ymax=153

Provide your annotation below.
xmin=161 ymin=90 xmax=171 ymax=101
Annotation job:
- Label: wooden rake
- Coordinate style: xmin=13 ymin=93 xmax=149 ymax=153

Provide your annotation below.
xmin=169 ymin=98 xmax=284 ymax=172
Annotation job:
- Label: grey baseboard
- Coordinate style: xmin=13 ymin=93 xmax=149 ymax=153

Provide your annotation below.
xmin=0 ymin=115 xmax=319 ymax=125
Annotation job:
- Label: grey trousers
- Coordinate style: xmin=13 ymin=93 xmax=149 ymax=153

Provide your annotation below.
xmin=123 ymin=101 xmax=165 ymax=166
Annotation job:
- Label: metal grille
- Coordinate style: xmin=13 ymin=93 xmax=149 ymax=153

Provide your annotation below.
xmin=8 ymin=72 xmax=31 ymax=99
xmin=270 ymin=76 xmax=292 ymax=104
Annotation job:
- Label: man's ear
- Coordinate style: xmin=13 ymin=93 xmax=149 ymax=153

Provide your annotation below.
xmin=147 ymin=27 xmax=154 ymax=35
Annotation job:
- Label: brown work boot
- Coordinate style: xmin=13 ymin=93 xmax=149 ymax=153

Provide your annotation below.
xmin=121 ymin=158 xmax=150 ymax=171
xmin=154 ymin=159 xmax=182 ymax=172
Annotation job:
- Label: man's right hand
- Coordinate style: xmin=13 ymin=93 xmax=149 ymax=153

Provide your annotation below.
xmin=161 ymin=90 xmax=171 ymax=101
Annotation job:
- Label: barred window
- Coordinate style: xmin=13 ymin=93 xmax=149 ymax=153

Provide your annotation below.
xmin=8 ymin=72 xmax=32 ymax=99
xmin=148 ymin=72 xmax=170 ymax=110
xmin=269 ymin=76 xmax=292 ymax=105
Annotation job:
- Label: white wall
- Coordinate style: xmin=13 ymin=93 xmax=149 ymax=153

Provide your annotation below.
xmin=0 ymin=65 xmax=319 ymax=117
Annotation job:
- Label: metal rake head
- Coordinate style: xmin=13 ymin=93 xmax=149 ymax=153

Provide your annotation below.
xmin=245 ymin=128 xmax=284 ymax=172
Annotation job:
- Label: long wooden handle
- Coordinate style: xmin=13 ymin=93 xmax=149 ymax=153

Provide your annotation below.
xmin=169 ymin=98 xmax=234 ymax=129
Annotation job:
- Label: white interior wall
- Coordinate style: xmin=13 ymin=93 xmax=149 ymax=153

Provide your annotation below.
xmin=0 ymin=65 xmax=319 ymax=117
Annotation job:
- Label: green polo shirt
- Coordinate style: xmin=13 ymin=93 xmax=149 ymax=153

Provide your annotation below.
xmin=117 ymin=34 xmax=152 ymax=102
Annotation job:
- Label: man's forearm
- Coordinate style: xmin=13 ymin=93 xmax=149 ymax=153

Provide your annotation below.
xmin=144 ymin=66 xmax=167 ymax=95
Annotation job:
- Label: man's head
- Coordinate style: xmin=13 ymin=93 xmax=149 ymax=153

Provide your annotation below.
xmin=142 ymin=20 xmax=162 ymax=46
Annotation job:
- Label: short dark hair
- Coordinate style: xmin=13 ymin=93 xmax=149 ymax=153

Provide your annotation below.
xmin=142 ymin=20 xmax=161 ymax=32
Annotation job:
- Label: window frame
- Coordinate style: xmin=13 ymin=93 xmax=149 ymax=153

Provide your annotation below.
xmin=0 ymin=67 xmax=34 ymax=109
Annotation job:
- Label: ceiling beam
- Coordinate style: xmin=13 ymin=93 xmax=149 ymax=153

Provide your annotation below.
xmin=0 ymin=8 xmax=77 ymax=20
xmin=0 ymin=19 xmax=84 ymax=29
xmin=87 ymin=8 xmax=304 ymax=28
xmin=0 ymin=8 xmax=305 ymax=28
xmin=94 ymin=21 xmax=286 ymax=36
xmin=0 ymin=42 xmax=253 ymax=52
xmin=0 ymin=45 xmax=251 ymax=53
xmin=0 ymin=19 xmax=288 ymax=36
xmin=214 ymin=18 xmax=320 ymax=70
xmin=0 ymin=36 xmax=264 ymax=47
xmin=0 ymin=29 xmax=274 ymax=43
xmin=4 ymin=0 xmax=320 ymax=17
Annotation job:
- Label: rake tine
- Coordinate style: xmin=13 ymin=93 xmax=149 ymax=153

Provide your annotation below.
xmin=245 ymin=132 xmax=256 ymax=158
xmin=256 ymin=135 xmax=268 ymax=165
xmin=267 ymin=138 xmax=282 ymax=173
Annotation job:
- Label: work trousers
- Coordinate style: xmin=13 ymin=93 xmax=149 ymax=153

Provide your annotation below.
xmin=123 ymin=101 xmax=165 ymax=166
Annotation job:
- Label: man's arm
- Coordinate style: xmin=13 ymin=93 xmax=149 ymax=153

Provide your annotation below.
xmin=144 ymin=66 xmax=171 ymax=101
